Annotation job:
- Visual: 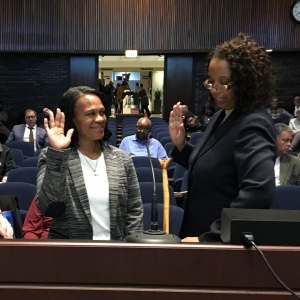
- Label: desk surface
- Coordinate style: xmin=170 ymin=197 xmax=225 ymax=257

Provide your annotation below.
xmin=0 ymin=241 xmax=299 ymax=299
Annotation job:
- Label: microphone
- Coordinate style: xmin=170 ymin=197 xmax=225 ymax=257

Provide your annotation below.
xmin=127 ymin=132 xmax=181 ymax=244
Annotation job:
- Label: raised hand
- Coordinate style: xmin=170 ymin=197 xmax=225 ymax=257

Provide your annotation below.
xmin=169 ymin=102 xmax=186 ymax=151
xmin=44 ymin=108 xmax=74 ymax=150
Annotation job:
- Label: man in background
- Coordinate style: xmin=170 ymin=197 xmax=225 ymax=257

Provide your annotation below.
xmin=6 ymin=109 xmax=48 ymax=152
xmin=275 ymin=123 xmax=300 ymax=186
xmin=119 ymin=117 xmax=168 ymax=160
xmin=139 ymin=84 xmax=151 ymax=118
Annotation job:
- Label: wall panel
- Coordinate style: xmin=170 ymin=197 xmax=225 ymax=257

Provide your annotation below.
xmin=0 ymin=0 xmax=299 ymax=52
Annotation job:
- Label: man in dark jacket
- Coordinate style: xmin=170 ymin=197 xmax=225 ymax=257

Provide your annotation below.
xmin=139 ymin=84 xmax=151 ymax=117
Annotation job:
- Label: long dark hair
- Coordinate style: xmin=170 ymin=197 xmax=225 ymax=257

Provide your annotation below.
xmin=59 ymin=86 xmax=112 ymax=149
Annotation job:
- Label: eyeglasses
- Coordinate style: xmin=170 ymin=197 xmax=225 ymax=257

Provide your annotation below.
xmin=25 ymin=116 xmax=36 ymax=119
xmin=136 ymin=126 xmax=150 ymax=133
xmin=203 ymin=79 xmax=232 ymax=92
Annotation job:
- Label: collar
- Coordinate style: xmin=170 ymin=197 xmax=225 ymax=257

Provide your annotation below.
xmin=27 ymin=125 xmax=37 ymax=129
xmin=133 ymin=134 xmax=150 ymax=143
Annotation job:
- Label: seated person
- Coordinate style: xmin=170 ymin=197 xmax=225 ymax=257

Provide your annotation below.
xmin=0 ymin=143 xmax=15 ymax=183
xmin=267 ymin=96 xmax=293 ymax=122
xmin=0 ymin=101 xmax=11 ymax=143
xmin=6 ymin=109 xmax=48 ymax=152
xmin=0 ymin=211 xmax=13 ymax=238
xmin=289 ymin=95 xmax=300 ymax=117
xmin=198 ymin=102 xmax=215 ymax=132
xmin=183 ymin=110 xmax=202 ymax=139
xmin=275 ymin=123 xmax=300 ymax=185
xmin=289 ymin=109 xmax=300 ymax=153
xmin=119 ymin=117 xmax=168 ymax=160
xmin=22 ymin=196 xmax=52 ymax=239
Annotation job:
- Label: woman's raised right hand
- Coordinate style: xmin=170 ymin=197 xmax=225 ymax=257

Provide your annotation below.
xmin=44 ymin=108 xmax=74 ymax=150
xmin=169 ymin=102 xmax=186 ymax=152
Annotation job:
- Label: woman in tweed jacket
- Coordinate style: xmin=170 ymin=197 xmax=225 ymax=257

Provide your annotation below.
xmin=36 ymin=86 xmax=143 ymax=240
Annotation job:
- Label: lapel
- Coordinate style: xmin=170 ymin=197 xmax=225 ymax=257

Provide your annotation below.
xmin=68 ymin=148 xmax=92 ymax=225
xmin=35 ymin=127 xmax=40 ymax=149
xmin=189 ymin=109 xmax=241 ymax=165
xmin=102 ymin=144 xmax=120 ymax=238
xmin=280 ymin=154 xmax=291 ymax=185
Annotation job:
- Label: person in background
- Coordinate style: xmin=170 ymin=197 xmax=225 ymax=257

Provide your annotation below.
xmin=6 ymin=109 xmax=48 ymax=152
xmin=183 ymin=110 xmax=202 ymax=139
xmin=22 ymin=196 xmax=52 ymax=239
xmin=288 ymin=95 xmax=300 ymax=117
xmin=274 ymin=123 xmax=300 ymax=186
xmin=0 ymin=101 xmax=11 ymax=143
xmin=198 ymin=102 xmax=215 ymax=132
xmin=119 ymin=117 xmax=168 ymax=160
xmin=36 ymin=86 xmax=143 ymax=240
xmin=169 ymin=33 xmax=276 ymax=243
xmin=0 ymin=143 xmax=15 ymax=183
xmin=139 ymin=84 xmax=151 ymax=118
xmin=289 ymin=109 xmax=300 ymax=153
xmin=116 ymin=81 xmax=130 ymax=113
xmin=0 ymin=211 xmax=13 ymax=238
xmin=267 ymin=96 xmax=293 ymax=122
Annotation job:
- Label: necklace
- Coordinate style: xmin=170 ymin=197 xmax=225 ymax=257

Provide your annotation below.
xmin=82 ymin=154 xmax=99 ymax=176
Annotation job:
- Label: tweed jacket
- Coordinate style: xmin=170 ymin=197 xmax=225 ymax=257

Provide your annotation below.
xmin=7 ymin=124 xmax=48 ymax=150
xmin=36 ymin=143 xmax=143 ymax=240
xmin=280 ymin=154 xmax=300 ymax=186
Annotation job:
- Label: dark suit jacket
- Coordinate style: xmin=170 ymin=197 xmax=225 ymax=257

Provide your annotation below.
xmin=36 ymin=143 xmax=143 ymax=240
xmin=280 ymin=154 xmax=300 ymax=185
xmin=0 ymin=143 xmax=15 ymax=181
xmin=6 ymin=124 xmax=48 ymax=150
xmin=172 ymin=108 xmax=276 ymax=242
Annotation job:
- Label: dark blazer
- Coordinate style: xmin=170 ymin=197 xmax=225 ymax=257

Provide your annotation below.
xmin=280 ymin=154 xmax=300 ymax=185
xmin=172 ymin=108 xmax=276 ymax=242
xmin=0 ymin=143 xmax=15 ymax=181
xmin=6 ymin=124 xmax=48 ymax=150
xmin=36 ymin=143 xmax=143 ymax=240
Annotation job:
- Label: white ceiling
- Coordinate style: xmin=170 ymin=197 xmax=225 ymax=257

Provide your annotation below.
xmin=98 ymin=55 xmax=164 ymax=68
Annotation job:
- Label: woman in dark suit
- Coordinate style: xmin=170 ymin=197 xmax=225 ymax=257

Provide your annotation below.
xmin=169 ymin=33 xmax=276 ymax=243
xmin=36 ymin=86 xmax=143 ymax=240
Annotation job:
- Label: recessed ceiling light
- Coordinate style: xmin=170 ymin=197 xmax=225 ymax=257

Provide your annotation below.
xmin=266 ymin=49 xmax=273 ymax=52
xmin=125 ymin=50 xmax=138 ymax=58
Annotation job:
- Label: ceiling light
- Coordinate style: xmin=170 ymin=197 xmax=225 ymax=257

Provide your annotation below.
xmin=266 ymin=49 xmax=273 ymax=52
xmin=125 ymin=50 xmax=138 ymax=58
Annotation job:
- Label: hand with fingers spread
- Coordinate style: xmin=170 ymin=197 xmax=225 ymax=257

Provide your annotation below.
xmin=169 ymin=102 xmax=186 ymax=151
xmin=44 ymin=108 xmax=74 ymax=150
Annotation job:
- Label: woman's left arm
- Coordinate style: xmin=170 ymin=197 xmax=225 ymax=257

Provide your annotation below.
xmin=232 ymin=113 xmax=276 ymax=209
xmin=125 ymin=156 xmax=143 ymax=237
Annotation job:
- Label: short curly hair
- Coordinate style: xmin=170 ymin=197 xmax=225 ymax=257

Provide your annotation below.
xmin=206 ymin=33 xmax=275 ymax=113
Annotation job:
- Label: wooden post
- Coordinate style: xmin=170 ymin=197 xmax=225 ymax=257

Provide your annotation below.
xmin=159 ymin=158 xmax=172 ymax=233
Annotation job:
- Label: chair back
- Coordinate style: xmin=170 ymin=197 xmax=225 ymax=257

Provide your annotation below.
xmin=189 ymin=132 xmax=204 ymax=145
xmin=143 ymin=203 xmax=184 ymax=236
xmin=132 ymin=156 xmax=161 ymax=169
xmin=6 ymin=141 xmax=34 ymax=157
xmin=139 ymin=182 xmax=177 ymax=205
xmin=172 ymin=163 xmax=188 ymax=192
xmin=135 ymin=167 xmax=162 ymax=183
xmin=271 ymin=186 xmax=300 ymax=209
xmin=0 ymin=182 xmax=36 ymax=211
xmin=34 ymin=149 xmax=42 ymax=157
xmin=160 ymin=136 xmax=173 ymax=148
xmin=164 ymin=142 xmax=175 ymax=156
xmin=23 ymin=157 xmax=39 ymax=168
xmin=7 ymin=167 xmax=37 ymax=186
xmin=11 ymin=148 xmax=24 ymax=167
xmin=156 ymin=131 xmax=170 ymax=142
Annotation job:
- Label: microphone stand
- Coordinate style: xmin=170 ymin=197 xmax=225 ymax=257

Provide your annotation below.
xmin=127 ymin=132 xmax=181 ymax=244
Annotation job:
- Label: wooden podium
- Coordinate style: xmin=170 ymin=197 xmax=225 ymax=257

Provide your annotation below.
xmin=0 ymin=241 xmax=299 ymax=299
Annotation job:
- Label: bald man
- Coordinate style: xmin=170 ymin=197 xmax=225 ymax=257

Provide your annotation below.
xmin=119 ymin=117 xmax=168 ymax=160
